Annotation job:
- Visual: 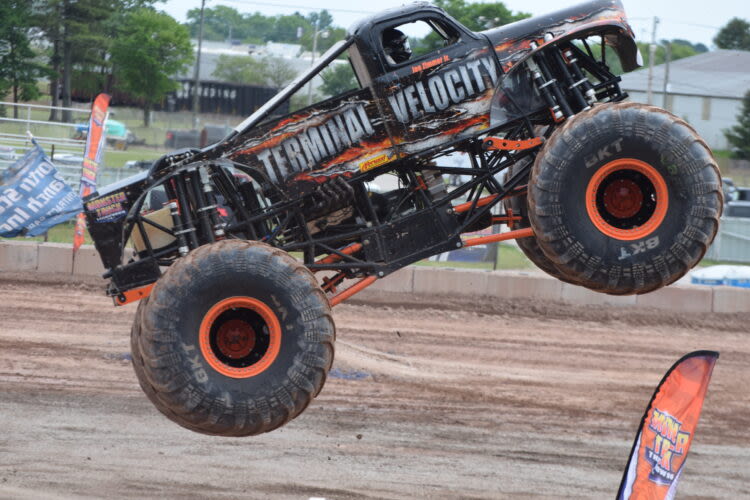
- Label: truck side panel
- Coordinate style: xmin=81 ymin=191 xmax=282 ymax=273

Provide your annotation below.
xmin=224 ymin=89 xmax=398 ymax=196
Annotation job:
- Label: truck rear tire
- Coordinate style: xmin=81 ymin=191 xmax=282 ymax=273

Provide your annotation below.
xmin=132 ymin=240 xmax=335 ymax=436
xmin=528 ymin=102 xmax=722 ymax=295
xmin=504 ymin=161 xmax=575 ymax=283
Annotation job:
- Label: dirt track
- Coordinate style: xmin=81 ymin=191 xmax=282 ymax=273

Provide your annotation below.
xmin=0 ymin=275 xmax=748 ymax=499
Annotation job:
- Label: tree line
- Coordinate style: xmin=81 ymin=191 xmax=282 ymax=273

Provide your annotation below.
xmin=0 ymin=0 xmax=193 ymax=126
xmin=1 ymin=0 xmax=748 ymax=131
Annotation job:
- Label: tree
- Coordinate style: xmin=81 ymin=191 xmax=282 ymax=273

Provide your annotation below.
xmin=434 ymin=0 xmax=529 ymax=32
xmin=272 ymin=13 xmax=310 ymax=43
xmin=34 ymin=0 xmax=116 ymax=122
xmin=670 ymin=39 xmax=708 ymax=54
xmin=412 ymin=0 xmax=528 ymax=53
xmin=212 ymin=55 xmax=267 ymax=85
xmin=183 ymin=7 xmax=347 ymax=50
xmin=319 ymin=63 xmax=357 ymax=97
xmin=725 ymin=90 xmax=750 ymax=159
xmin=0 ymin=1 xmax=48 ymax=118
xmin=714 ymin=18 xmax=750 ymax=51
xmin=111 ymin=8 xmax=193 ymax=126
xmin=212 ymin=55 xmax=298 ymax=89
xmin=187 ymin=5 xmax=245 ymax=41
xmin=637 ymin=41 xmax=699 ymax=68
xmin=263 ymin=56 xmax=298 ymax=89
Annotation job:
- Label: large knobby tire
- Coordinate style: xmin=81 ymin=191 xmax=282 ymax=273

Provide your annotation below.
xmin=132 ymin=240 xmax=335 ymax=436
xmin=528 ymin=102 xmax=722 ymax=295
xmin=504 ymin=160 xmax=576 ymax=283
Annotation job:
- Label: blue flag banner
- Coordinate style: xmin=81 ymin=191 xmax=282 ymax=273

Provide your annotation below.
xmin=0 ymin=142 xmax=83 ymax=237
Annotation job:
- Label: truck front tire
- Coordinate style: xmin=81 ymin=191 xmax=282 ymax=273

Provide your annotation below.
xmin=528 ymin=102 xmax=722 ymax=295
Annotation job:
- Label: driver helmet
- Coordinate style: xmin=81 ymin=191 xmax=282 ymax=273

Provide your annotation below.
xmin=383 ymin=28 xmax=412 ymax=64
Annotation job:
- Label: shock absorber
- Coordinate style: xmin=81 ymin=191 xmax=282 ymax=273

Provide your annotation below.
xmin=186 ymin=167 xmax=216 ymax=244
xmin=201 ymin=175 xmax=226 ymax=239
xmin=526 ymin=57 xmax=564 ymax=122
xmin=531 ymin=42 xmax=573 ymax=119
xmin=172 ymin=172 xmax=200 ymax=250
xmin=548 ymin=47 xmax=590 ymax=112
xmin=562 ymin=46 xmax=597 ymax=106
xmin=168 ymin=200 xmax=189 ymax=256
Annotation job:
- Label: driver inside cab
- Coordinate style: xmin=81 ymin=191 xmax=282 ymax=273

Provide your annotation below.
xmin=383 ymin=28 xmax=412 ymax=65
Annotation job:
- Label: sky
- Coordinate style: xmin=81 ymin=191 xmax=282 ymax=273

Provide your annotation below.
xmin=161 ymin=0 xmax=744 ymax=48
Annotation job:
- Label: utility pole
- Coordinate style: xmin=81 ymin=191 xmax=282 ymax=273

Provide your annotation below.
xmin=662 ymin=42 xmax=672 ymax=110
xmin=646 ymin=16 xmax=659 ymax=105
xmin=307 ymin=19 xmax=320 ymax=106
xmin=192 ymin=0 xmax=207 ymax=129
xmin=306 ymin=19 xmax=329 ymax=106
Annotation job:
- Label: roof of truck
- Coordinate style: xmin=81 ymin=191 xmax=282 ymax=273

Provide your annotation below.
xmin=347 ymin=2 xmax=446 ymax=37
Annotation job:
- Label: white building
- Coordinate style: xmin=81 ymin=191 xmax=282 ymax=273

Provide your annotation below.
xmin=620 ymin=50 xmax=750 ymax=150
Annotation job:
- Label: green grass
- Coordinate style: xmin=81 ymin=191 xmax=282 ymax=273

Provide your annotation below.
xmin=713 ymin=149 xmax=732 ymax=159
xmin=102 ymin=147 xmax=163 ymax=168
xmin=697 ymin=258 xmax=750 ymax=268
xmin=416 ymin=243 xmax=534 ymax=271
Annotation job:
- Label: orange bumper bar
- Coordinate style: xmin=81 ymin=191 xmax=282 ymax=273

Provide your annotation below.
xmin=329 ymin=276 xmax=377 ymax=307
xmin=114 ymin=283 xmax=154 ymax=306
xmin=462 ymin=227 xmax=534 ymax=248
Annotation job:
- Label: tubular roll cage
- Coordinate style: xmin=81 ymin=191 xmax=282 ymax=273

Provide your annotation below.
xmin=110 ymin=37 xmax=626 ymax=307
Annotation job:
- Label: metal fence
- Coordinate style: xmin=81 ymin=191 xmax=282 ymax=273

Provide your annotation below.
xmin=706 ymin=217 xmax=750 ymax=264
xmin=0 ymin=101 xmax=131 ymax=189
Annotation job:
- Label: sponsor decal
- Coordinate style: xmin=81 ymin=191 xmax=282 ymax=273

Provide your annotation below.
xmin=86 ymin=191 xmax=128 ymax=223
xmin=388 ymin=56 xmax=498 ymax=123
xmin=411 ymin=54 xmax=450 ymax=74
xmin=618 ymin=236 xmax=660 ymax=260
xmin=246 ymin=55 xmax=498 ymax=186
xmin=617 ymin=351 xmax=719 ymax=500
xmin=0 ymin=141 xmax=82 ymax=237
xmin=74 ymin=93 xmax=111 ymax=251
xmin=585 ymin=138 xmax=624 ymax=168
xmin=81 ymin=157 xmax=98 ymax=184
xmin=254 ymin=104 xmax=375 ymax=183
xmin=359 ymin=153 xmax=394 ymax=172
xmin=644 ymin=409 xmax=691 ymax=485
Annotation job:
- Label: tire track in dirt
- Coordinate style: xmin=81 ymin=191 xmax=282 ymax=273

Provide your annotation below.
xmin=0 ymin=277 xmax=748 ymax=498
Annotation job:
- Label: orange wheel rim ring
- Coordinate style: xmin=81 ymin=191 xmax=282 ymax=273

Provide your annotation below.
xmin=585 ymin=158 xmax=668 ymax=241
xmin=199 ymin=297 xmax=281 ymax=378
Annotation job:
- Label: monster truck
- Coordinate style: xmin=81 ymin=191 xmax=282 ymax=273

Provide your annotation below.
xmin=83 ymin=0 xmax=722 ymax=436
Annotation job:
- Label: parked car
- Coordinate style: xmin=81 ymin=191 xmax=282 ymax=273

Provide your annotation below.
xmin=74 ymin=119 xmax=136 ymax=150
xmin=722 ymin=178 xmax=737 ymax=202
xmin=53 ymin=153 xmax=86 ymax=166
xmin=124 ymin=160 xmax=155 ymax=170
xmin=164 ymin=129 xmax=200 ymax=149
xmin=165 ymin=125 xmax=233 ymax=149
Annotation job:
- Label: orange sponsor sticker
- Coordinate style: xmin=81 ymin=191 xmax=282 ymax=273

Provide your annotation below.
xmin=411 ymin=54 xmax=450 ymax=74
